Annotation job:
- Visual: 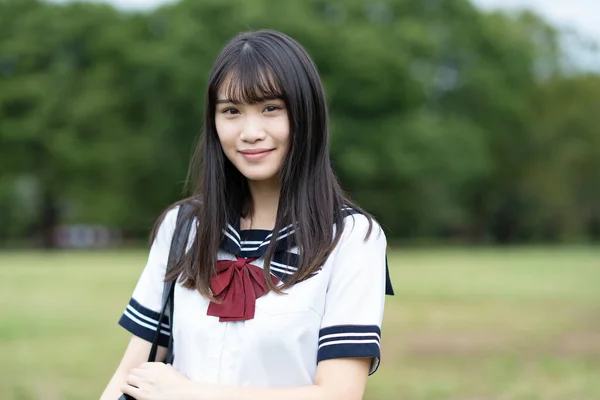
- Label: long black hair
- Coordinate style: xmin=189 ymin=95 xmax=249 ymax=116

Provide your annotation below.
xmin=154 ymin=29 xmax=373 ymax=299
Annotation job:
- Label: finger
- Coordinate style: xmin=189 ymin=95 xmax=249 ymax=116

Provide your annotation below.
xmin=126 ymin=372 xmax=143 ymax=389
xmin=129 ymin=367 xmax=147 ymax=379
xmin=120 ymin=384 xmax=142 ymax=399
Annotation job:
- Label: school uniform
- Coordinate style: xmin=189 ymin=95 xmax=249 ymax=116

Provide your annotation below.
xmin=118 ymin=206 xmax=392 ymax=388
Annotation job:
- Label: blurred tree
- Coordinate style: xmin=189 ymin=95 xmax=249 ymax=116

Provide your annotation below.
xmin=0 ymin=0 xmax=598 ymax=245
xmin=0 ymin=0 xmax=177 ymax=243
xmin=526 ymin=74 xmax=600 ymax=241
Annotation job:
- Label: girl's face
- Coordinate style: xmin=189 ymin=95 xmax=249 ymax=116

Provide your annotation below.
xmin=215 ymin=85 xmax=290 ymax=186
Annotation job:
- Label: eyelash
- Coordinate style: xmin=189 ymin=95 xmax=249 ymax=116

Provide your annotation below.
xmin=221 ymin=105 xmax=281 ymax=114
xmin=264 ymin=105 xmax=280 ymax=112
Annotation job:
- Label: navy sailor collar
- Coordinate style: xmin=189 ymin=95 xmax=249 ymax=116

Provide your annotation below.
xmin=217 ymin=207 xmax=394 ymax=295
xmin=220 ymin=219 xmax=296 ymax=259
xmin=219 ymin=206 xmax=358 ymax=257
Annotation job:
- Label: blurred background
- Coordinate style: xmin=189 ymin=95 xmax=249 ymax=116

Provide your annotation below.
xmin=1 ymin=0 xmax=599 ymax=399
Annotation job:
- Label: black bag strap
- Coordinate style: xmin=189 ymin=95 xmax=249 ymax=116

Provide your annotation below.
xmin=147 ymin=203 xmax=195 ymax=363
xmin=119 ymin=203 xmax=196 ymax=400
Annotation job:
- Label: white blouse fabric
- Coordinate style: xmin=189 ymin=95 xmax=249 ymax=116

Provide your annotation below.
xmin=118 ymin=206 xmax=389 ymax=388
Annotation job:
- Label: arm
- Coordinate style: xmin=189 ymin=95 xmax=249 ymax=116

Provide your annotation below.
xmin=102 ymin=208 xmax=179 ymax=399
xmin=195 ymin=358 xmax=370 ymax=400
xmin=120 ymin=358 xmax=370 ymax=400
xmin=100 ymin=336 xmax=167 ymax=400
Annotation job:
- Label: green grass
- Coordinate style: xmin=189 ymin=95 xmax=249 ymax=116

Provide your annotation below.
xmin=1 ymin=247 xmax=599 ymax=400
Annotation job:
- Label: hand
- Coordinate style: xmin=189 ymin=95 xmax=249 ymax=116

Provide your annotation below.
xmin=120 ymin=362 xmax=192 ymax=400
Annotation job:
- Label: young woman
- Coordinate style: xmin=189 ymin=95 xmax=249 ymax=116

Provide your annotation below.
xmin=101 ymin=29 xmax=393 ymax=400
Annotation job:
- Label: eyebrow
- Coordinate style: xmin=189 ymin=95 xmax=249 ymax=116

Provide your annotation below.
xmin=216 ymin=95 xmax=283 ymax=105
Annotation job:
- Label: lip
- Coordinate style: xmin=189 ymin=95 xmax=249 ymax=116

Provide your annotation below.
xmin=239 ymin=149 xmax=274 ymax=160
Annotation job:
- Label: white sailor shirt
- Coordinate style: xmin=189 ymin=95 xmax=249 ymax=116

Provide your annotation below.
xmin=118 ymin=206 xmax=392 ymax=388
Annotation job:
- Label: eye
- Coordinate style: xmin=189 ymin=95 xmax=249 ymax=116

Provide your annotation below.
xmin=222 ymin=107 xmax=240 ymax=115
xmin=263 ymin=105 xmax=281 ymax=113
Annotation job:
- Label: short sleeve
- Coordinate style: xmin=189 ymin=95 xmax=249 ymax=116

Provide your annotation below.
xmin=317 ymin=215 xmax=387 ymax=375
xmin=117 ymin=207 xmax=179 ymax=347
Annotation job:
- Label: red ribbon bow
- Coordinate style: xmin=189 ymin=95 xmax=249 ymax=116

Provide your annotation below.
xmin=207 ymin=257 xmax=280 ymax=322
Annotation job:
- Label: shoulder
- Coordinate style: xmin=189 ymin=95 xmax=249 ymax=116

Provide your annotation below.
xmin=152 ymin=199 xmax=201 ymax=242
xmin=158 ymin=206 xmax=181 ymax=234
xmin=338 ymin=207 xmax=386 ymax=249
xmin=327 ymin=207 xmax=388 ymax=279
xmin=146 ymin=206 xmax=180 ymax=252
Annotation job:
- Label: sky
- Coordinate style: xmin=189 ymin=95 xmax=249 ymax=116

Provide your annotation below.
xmin=50 ymin=0 xmax=600 ymax=67
xmin=473 ymin=0 xmax=600 ymax=70
xmin=474 ymin=0 xmax=600 ymax=40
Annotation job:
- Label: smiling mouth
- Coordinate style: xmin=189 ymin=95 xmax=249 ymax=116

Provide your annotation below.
xmin=239 ymin=149 xmax=274 ymax=159
xmin=239 ymin=149 xmax=274 ymax=155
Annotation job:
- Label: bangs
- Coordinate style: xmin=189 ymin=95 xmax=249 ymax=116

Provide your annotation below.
xmin=216 ymin=57 xmax=283 ymax=104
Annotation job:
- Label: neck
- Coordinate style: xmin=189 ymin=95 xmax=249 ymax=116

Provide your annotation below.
xmin=243 ymin=179 xmax=281 ymax=230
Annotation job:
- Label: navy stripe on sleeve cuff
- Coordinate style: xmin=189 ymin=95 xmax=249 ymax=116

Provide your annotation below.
xmin=317 ymin=325 xmax=381 ymax=375
xmin=118 ymin=298 xmax=171 ymax=347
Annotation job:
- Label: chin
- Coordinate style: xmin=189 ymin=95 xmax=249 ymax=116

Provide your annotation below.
xmin=239 ymin=169 xmax=280 ymax=183
xmin=244 ymin=174 xmax=279 ymax=182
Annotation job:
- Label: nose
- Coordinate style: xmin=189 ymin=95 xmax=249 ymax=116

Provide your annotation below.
xmin=239 ymin=114 xmax=266 ymax=143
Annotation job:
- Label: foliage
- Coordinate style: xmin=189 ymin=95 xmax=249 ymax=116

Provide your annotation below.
xmin=0 ymin=0 xmax=599 ymax=244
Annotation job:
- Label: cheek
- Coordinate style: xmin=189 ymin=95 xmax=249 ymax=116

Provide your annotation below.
xmin=215 ymin=119 xmax=237 ymax=149
xmin=273 ymin=116 xmax=291 ymax=146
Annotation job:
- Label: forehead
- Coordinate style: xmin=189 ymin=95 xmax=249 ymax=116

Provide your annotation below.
xmin=216 ymin=67 xmax=282 ymax=104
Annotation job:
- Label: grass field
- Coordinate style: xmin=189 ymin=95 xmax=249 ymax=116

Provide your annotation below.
xmin=1 ymin=246 xmax=599 ymax=400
